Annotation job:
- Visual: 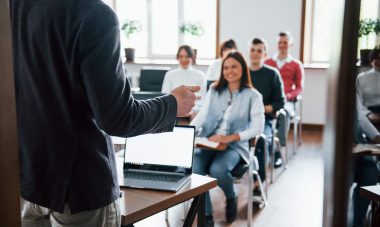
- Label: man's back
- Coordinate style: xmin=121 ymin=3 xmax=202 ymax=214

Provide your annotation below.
xmin=11 ymin=0 xmax=177 ymax=213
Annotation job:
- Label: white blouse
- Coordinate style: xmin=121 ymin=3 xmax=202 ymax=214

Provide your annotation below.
xmin=206 ymin=59 xmax=223 ymax=81
xmin=161 ymin=66 xmax=206 ymax=112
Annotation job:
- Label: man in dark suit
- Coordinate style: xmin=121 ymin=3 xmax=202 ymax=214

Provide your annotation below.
xmin=10 ymin=0 xmax=199 ymax=226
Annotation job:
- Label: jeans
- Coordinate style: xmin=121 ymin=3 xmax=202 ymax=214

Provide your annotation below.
xmin=192 ymin=148 xmax=241 ymax=216
xmin=276 ymin=108 xmax=289 ymax=146
xmin=352 ymin=156 xmax=379 ymax=227
xmin=21 ymin=198 xmax=121 ymax=227
xmin=255 ymin=119 xmax=273 ymax=182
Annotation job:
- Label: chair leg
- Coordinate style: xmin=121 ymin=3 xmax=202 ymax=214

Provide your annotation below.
xmin=299 ymin=99 xmax=303 ymax=146
xmin=165 ymin=209 xmax=169 ymax=222
xmin=293 ymin=115 xmax=298 ymax=155
xmin=255 ymin=172 xmax=267 ymax=208
xmin=248 ymin=155 xmax=254 ymax=227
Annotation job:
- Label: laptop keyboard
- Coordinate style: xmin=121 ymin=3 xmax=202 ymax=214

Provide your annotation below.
xmin=124 ymin=171 xmax=183 ymax=183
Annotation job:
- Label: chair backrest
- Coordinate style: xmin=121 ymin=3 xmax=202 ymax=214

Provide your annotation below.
xmin=139 ymin=67 xmax=170 ymax=92
xmin=230 ymin=135 xmax=266 ymax=178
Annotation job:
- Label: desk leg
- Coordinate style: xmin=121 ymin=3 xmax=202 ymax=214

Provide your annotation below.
xmin=183 ymin=193 xmax=206 ymax=227
xmin=197 ymin=193 xmax=205 ymax=227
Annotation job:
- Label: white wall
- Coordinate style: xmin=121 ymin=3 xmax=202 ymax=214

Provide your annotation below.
xmin=121 ymin=0 xmax=329 ymax=125
xmin=219 ymin=0 xmax=303 ymax=59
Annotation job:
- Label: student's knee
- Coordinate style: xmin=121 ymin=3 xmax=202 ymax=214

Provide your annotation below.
xmin=193 ymin=151 xmax=208 ymax=175
xmin=209 ymin=164 xmax=230 ymax=180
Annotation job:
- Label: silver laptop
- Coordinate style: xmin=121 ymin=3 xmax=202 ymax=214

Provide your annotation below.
xmin=120 ymin=125 xmax=195 ymax=192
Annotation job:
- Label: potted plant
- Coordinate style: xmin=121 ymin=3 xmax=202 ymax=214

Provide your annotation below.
xmin=121 ymin=19 xmax=142 ymax=62
xmin=374 ymin=19 xmax=380 ymax=47
xmin=358 ymin=18 xmax=375 ymax=65
xmin=179 ymin=22 xmax=205 ymax=64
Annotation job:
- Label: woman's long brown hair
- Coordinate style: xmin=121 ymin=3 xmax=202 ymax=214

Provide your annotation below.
xmin=214 ymin=51 xmax=253 ymax=93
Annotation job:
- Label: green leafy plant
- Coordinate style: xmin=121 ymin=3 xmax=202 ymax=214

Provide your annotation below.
xmin=179 ymin=22 xmax=205 ymax=37
xmin=358 ymin=18 xmax=376 ymax=49
xmin=374 ymin=19 xmax=380 ymax=46
xmin=121 ymin=19 xmax=142 ymax=40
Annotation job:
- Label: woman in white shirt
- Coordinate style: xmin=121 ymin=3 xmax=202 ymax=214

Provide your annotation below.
xmin=206 ymin=39 xmax=237 ymax=83
xmin=161 ymin=45 xmax=206 ymax=113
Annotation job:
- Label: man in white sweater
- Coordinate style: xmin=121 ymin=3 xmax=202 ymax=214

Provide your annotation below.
xmin=356 ymin=48 xmax=380 ymax=128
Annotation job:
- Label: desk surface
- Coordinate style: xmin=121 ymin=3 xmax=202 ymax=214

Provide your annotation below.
xmin=119 ymin=174 xmax=216 ymax=225
xmin=360 ymin=185 xmax=380 ymax=202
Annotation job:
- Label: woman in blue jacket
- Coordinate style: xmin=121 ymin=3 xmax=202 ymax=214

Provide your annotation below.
xmin=191 ymin=51 xmax=265 ymax=226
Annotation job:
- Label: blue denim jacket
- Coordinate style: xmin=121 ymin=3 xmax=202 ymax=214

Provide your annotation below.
xmin=191 ymin=86 xmax=265 ymax=162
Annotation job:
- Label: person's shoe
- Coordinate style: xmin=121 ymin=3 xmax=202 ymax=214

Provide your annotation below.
xmin=226 ymin=197 xmax=238 ymax=223
xmin=205 ymin=215 xmax=214 ymax=227
xmin=252 ymin=187 xmax=263 ymax=204
xmin=274 ymin=151 xmax=283 ymax=168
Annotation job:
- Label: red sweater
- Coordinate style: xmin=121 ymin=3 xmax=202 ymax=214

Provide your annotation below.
xmin=265 ymin=57 xmax=304 ymax=101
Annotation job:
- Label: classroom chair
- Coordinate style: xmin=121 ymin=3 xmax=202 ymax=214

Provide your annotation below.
xmin=139 ymin=67 xmax=169 ymax=92
xmin=165 ymin=135 xmax=268 ymax=227
xmin=269 ymin=109 xmax=289 ymax=183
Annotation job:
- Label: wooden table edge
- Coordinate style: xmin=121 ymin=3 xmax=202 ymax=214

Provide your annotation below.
xmin=121 ymin=178 xmax=217 ymax=225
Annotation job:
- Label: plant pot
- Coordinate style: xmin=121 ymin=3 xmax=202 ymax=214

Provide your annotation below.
xmin=192 ymin=49 xmax=197 ymax=65
xmin=124 ymin=48 xmax=135 ymax=63
xmin=360 ymin=49 xmax=372 ymax=66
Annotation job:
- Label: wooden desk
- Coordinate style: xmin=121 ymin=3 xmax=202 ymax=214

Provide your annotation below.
xmin=119 ymin=174 xmax=217 ymax=227
xmin=360 ymin=185 xmax=380 ymax=227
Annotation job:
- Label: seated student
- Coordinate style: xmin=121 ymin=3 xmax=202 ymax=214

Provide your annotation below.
xmin=352 ymin=96 xmax=380 ymax=227
xmin=191 ymin=51 xmax=265 ymax=226
xmin=161 ymin=45 xmax=206 ymax=116
xmin=206 ymin=39 xmax=238 ymax=84
xmin=249 ymin=38 xmax=285 ymax=194
xmin=265 ymin=31 xmax=304 ymax=111
xmin=356 ymin=47 xmax=380 ymax=129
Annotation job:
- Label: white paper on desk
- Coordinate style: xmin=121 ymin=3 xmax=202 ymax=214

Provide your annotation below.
xmin=195 ymin=137 xmax=219 ymax=149
xmin=353 ymin=144 xmax=380 ymax=154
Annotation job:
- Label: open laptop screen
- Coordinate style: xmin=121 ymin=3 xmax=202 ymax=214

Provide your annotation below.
xmin=124 ymin=126 xmax=195 ymax=171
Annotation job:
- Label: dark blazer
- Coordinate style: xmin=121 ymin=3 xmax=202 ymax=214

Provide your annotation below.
xmin=11 ymin=0 xmax=177 ymax=213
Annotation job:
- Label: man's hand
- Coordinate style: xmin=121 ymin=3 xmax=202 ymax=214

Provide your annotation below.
xmin=171 ymin=85 xmax=201 ymax=117
xmin=264 ymin=105 xmax=273 ymax=114
xmin=368 ymin=113 xmax=380 ymax=123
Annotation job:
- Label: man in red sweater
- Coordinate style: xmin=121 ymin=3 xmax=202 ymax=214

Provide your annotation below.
xmin=265 ymin=32 xmax=304 ymax=159
xmin=265 ymin=31 xmax=304 ymax=106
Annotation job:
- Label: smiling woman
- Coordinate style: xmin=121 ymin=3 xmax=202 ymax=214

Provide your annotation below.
xmin=190 ymin=51 xmax=265 ymax=226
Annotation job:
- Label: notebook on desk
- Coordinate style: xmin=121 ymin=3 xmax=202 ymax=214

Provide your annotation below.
xmin=120 ymin=125 xmax=195 ymax=192
xmin=353 ymin=144 xmax=380 ymax=155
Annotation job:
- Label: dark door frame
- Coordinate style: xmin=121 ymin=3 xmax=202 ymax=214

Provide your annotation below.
xmin=322 ymin=0 xmax=361 ymax=226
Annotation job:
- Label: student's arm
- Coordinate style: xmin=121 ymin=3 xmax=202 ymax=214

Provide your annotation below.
xmin=286 ymin=61 xmax=304 ymax=100
xmin=356 ymin=76 xmax=372 ymax=116
xmin=161 ymin=71 xmax=171 ymax=93
xmin=238 ymin=93 xmax=265 ymax=141
xmin=270 ymin=70 xmax=286 ymax=113
xmin=78 ymin=5 xmax=177 ymax=137
xmin=357 ymin=95 xmax=380 ymax=141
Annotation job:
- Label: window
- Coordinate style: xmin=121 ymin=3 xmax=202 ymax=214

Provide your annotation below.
xmin=303 ymin=0 xmax=379 ymax=63
xmin=115 ymin=0 xmax=217 ymax=60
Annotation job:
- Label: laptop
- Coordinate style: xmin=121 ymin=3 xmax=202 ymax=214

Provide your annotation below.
xmin=120 ymin=125 xmax=195 ymax=192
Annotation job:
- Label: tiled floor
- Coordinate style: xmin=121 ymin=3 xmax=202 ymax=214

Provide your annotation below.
xmin=133 ymin=130 xmax=324 ymax=227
